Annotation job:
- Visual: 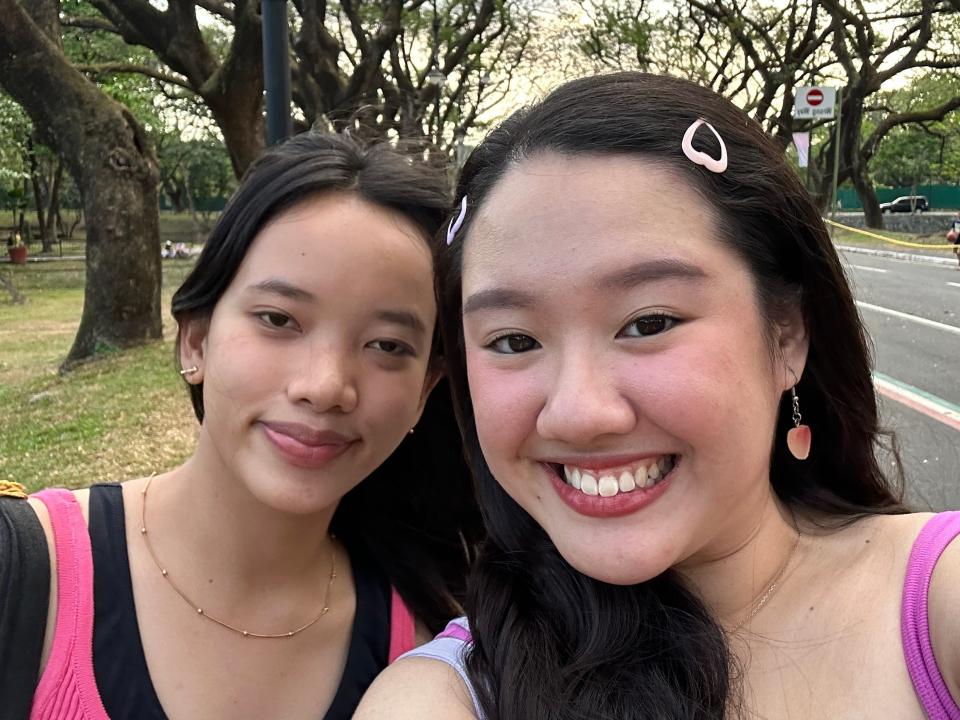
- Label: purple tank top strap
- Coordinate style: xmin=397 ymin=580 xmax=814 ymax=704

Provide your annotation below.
xmin=30 ymin=488 xmax=109 ymax=720
xmin=901 ymin=511 xmax=960 ymax=720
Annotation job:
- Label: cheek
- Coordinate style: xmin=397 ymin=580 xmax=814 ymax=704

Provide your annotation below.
xmin=466 ymin=350 xmax=543 ymax=462
xmin=203 ymin=327 xmax=280 ymax=412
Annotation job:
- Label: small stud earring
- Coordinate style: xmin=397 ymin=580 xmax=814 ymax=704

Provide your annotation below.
xmin=179 ymin=366 xmax=199 ymax=376
xmin=408 ymin=428 xmax=415 ymax=435
xmin=786 ymin=386 xmax=812 ymax=460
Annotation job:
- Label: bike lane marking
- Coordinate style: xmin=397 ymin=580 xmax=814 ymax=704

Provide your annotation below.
xmin=873 ymin=372 xmax=960 ymax=434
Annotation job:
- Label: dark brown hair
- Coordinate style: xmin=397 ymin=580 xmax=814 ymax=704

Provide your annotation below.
xmin=437 ymin=72 xmax=906 ymax=719
xmin=171 ymin=131 xmax=483 ymax=633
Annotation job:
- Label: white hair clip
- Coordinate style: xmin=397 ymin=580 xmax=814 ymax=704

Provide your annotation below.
xmin=446 ymin=195 xmax=468 ymax=246
xmin=681 ymin=118 xmax=728 ymax=174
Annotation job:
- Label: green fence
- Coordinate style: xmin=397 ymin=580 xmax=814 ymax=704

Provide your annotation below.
xmin=837 ymin=184 xmax=960 ymax=211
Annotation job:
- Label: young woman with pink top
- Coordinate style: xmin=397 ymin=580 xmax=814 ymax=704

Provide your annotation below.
xmin=0 ymin=132 xmax=481 ymax=719
xmin=356 ymin=73 xmax=960 ymax=719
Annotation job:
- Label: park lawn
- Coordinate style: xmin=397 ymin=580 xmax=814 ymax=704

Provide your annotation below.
xmin=0 ymin=259 xmax=199 ymax=492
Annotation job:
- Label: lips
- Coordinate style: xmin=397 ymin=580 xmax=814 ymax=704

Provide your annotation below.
xmin=260 ymin=421 xmax=357 ymax=468
xmin=540 ymin=455 xmax=678 ymax=518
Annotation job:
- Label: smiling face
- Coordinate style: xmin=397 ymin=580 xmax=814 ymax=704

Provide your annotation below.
xmin=181 ymin=192 xmax=437 ymax=515
xmin=461 ymin=154 xmax=806 ymax=584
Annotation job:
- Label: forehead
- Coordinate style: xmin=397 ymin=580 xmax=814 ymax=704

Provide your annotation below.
xmin=462 ymin=154 xmax=728 ymax=290
xmin=234 ymin=192 xmax=434 ymax=290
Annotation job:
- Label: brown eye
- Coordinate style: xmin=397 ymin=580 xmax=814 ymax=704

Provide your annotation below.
xmin=620 ymin=314 xmax=676 ymax=338
xmin=257 ymin=312 xmax=293 ymax=329
xmin=489 ymin=334 xmax=540 ymax=354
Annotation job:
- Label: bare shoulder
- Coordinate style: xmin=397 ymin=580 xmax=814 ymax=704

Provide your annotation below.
xmin=926 ymin=512 xmax=960 ymax=701
xmin=353 ymin=656 xmax=478 ymax=720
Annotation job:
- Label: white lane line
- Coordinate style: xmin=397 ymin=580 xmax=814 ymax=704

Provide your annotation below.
xmin=873 ymin=373 xmax=960 ymax=433
xmin=856 ymin=301 xmax=960 ymax=336
xmin=850 ymin=264 xmax=888 ymax=274
xmin=948 ymin=282 xmax=960 ymax=289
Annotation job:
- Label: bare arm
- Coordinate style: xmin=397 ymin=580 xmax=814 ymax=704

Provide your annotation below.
xmin=353 ymin=656 xmax=479 ymax=720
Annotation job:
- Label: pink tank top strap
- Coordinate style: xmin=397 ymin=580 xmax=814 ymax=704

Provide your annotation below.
xmin=387 ymin=586 xmax=417 ymax=663
xmin=30 ymin=488 xmax=109 ymax=720
xmin=901 ymin=511 xmax=960 ymax=720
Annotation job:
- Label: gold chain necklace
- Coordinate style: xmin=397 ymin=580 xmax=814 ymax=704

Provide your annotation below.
xmin=139 ymin=474 xmax=337 ymax=639
xmin=732 ymin=530 xmax=802 ymax=632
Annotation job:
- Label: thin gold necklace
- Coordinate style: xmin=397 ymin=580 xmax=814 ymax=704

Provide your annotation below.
xmin=732 ymin=530 xmax=802 ymax=632
xmin=139 ymin=474 xmax=337 ymax=639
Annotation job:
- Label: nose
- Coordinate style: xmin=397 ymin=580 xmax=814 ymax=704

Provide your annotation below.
xmin=286 ymin=341 xmax=359 ymax=414
xmin=535 ymin=349 xmax=636 ymax=445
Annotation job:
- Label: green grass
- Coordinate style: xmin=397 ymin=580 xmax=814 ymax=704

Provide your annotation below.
xmin=0 ymin=258 xmax=199 ymax=492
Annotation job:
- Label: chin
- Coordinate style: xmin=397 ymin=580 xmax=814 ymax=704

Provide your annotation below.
xmin=245 ymin=474 xmax=352 ymax=516
xmin=552 ymin=537 xmax=671 ymax=587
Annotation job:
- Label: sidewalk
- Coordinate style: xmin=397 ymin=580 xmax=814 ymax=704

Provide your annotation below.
xmin=835 ymin=244 xmax=957 ymax=267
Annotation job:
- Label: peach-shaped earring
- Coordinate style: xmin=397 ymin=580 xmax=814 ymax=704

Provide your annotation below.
xmin=786 ymin=386 xmax=812 ymax=460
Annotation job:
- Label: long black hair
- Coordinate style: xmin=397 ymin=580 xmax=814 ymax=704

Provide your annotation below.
xmin=171 ymin=131 xmax=482 ymax=633
xmin=436 ymin=72 xmax=907 ymax=718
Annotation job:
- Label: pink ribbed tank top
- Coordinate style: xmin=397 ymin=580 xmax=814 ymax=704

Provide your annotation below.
xmin=29 ymin=487 xmax=417 ymax=719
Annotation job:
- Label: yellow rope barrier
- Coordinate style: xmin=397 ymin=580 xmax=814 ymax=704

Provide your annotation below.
xmin=824 ymin=218 xmax=959 ymax=250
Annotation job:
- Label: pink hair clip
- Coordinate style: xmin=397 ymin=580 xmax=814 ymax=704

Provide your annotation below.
xmin=446 ymin=196 xmax=468 ymax=246
xmin=681 ymin=118 xmax=728 ymax=174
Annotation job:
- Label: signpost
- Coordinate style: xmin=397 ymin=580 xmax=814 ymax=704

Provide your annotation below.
xmin=794 ymin=86 xmax=837 ymax=120
xmin=793 ymin=85 xmax=842 ymax=226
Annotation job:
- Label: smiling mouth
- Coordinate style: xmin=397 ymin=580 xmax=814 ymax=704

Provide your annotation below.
xmin=547 ymin=455 xmax=677 ymax=498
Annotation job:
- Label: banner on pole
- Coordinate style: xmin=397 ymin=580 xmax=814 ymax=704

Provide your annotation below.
xmin=792 ymin=131 xmax=811 ymax=168
xmin=794 ymin=86 xmax=836 ymax=119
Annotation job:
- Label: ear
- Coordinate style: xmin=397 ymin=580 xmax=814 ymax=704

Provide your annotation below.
xmin=775 ymin=302 xmax=809 ymax=393
xmin=178 ymin=314 xmax=210 ymax=385
xmin=412 ymin=366 xmax=443 ymax=422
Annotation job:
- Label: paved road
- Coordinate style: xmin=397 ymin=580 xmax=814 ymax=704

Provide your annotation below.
xmin=839 ymin=250 xmax=960 ymax=510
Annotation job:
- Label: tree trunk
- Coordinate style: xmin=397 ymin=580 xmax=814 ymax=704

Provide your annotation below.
xmin=43 ymin=159 xmax=63 ymax=250
xmin=27 ymin=136 xmax=51 ymax=250
xmin=0 ymin=0 xmax=162 ymax=369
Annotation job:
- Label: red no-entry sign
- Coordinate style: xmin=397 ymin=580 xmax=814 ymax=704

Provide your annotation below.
xmin=806 ymin=88 xmax=824 ymax=106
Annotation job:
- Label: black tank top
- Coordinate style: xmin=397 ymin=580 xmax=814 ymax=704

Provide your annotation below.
xmin=88 ymin=484 xmax=391 ymax=719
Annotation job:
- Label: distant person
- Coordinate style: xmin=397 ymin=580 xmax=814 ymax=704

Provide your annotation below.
xmin=356 ymin=72 xmax=960 ymax=720
xmin=0 ymin=132 xmax=481 ymax=719
xmin=948 ymin=211 xmax=960 ymax=269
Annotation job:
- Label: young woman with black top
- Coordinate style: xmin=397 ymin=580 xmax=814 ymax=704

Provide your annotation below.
xmin=0 ymin=131 xmax=481 ymax=720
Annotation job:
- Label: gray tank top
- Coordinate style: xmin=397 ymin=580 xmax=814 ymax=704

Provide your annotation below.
xmin=399 ymin=617 xmax=485 ymax=718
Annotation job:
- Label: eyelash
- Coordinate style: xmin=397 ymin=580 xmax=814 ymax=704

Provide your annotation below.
xmin=485 ymin=313 xmax=678 ymax=355
xmin=367 ymin=339 xmax=416 ymax=357
xmin=256 ymin=311 xmax=298 ymax=331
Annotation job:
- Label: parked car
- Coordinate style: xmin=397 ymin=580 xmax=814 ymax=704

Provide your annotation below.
xmin=880 ymin=195 xmax=929 ymax=213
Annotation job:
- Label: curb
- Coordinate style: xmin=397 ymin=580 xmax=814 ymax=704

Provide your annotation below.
xmin=835 ymin=244 xmax=957 ymax=267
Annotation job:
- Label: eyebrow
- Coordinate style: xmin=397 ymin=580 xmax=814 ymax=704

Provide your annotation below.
xmin=246 ymin=279 xmax=317 ymax=302
xmin=463 ymin=258 xmax=708 ymax=315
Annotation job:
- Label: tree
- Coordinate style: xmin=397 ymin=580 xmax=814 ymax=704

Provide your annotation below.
xmin=0 ymin=0 xmax=162 ymax=368
xmin=63 ymin=0 xmax=532 ymax=177
xmin=577 ymin=0 xmax=960 ymax=227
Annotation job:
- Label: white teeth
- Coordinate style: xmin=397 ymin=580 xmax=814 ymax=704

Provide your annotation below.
xmin=598 ymin=475 xmax=618 ymax=497
xmin=580 ymin=474 xmax=598 ymax=496
xmin=560 ymin=456 xmax=675 ymax=497
xmin=634 ymin=464 xmax=648 ymax=488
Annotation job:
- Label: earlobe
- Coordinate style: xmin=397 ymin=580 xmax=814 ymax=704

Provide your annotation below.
xmin=178 ymin=315 xmax=209 ymax=384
